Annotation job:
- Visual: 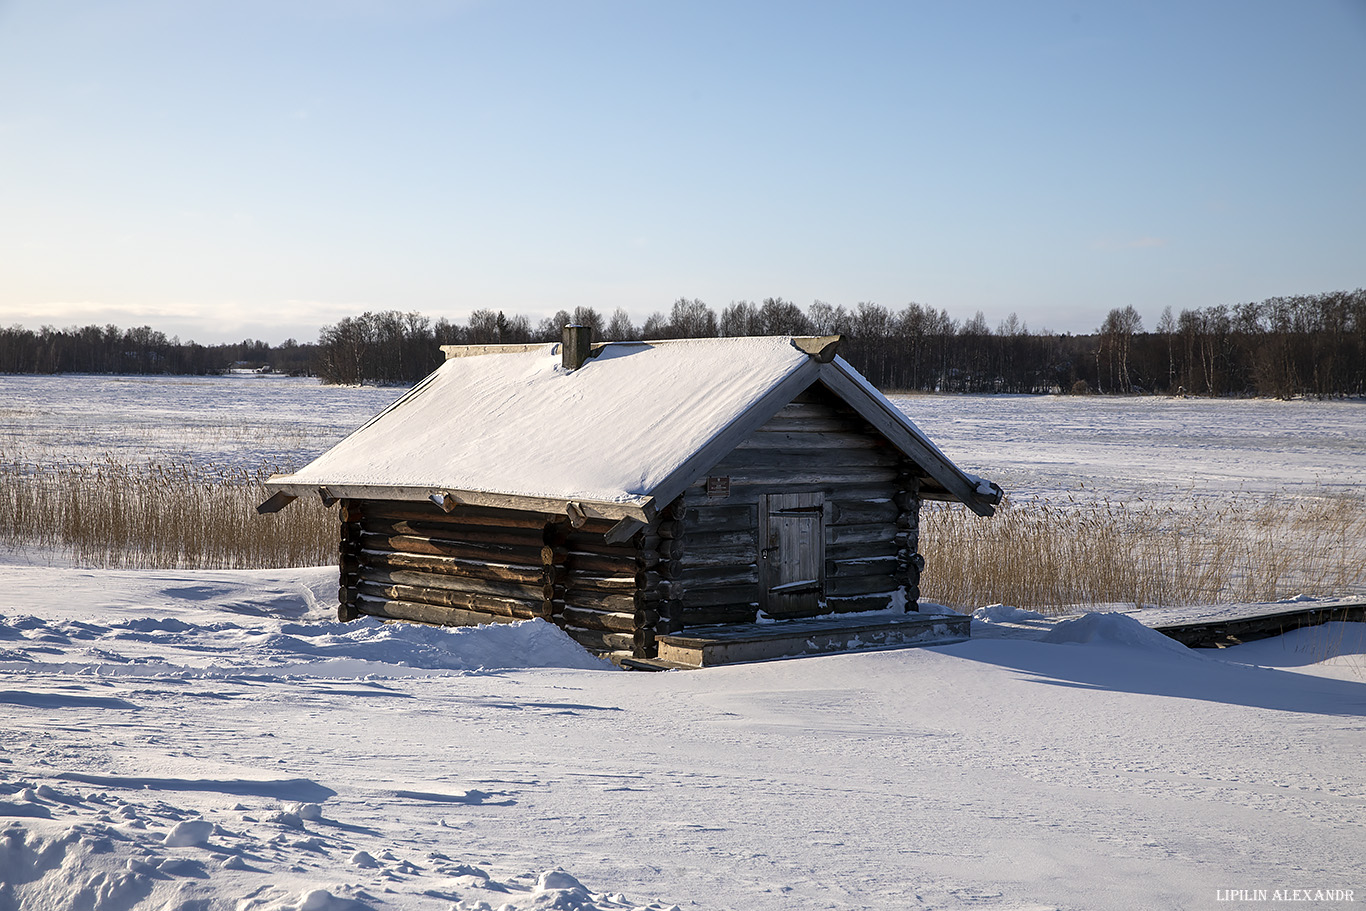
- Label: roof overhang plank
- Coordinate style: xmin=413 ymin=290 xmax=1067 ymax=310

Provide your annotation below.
xmin=261 ymin=478 xmax=653 ymax=523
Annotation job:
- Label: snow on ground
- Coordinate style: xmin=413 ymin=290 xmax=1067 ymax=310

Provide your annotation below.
xmin=2 ymin=566 xmax=1364 ymax=910
xmin=3 ymin=378 xmax=1365 ymax=908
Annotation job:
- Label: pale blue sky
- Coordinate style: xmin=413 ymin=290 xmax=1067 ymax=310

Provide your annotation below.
xmin=1 ymin=0 xmax=1363 ymax=344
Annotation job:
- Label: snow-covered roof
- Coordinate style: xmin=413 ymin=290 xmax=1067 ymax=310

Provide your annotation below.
xmin=263 ymin=336 xmax=1001 ymax=523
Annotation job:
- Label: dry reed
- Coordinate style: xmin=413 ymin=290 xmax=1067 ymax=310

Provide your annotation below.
xmin=0 ymin=453 xmax=335 ymax=570
xmin=919 ymin=492 xmax=1366 ymax=612
xmin=3 ymin=453 xmax=1363 ymax=610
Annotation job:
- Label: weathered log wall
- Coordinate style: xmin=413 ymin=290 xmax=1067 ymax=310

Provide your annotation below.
xmin=675 ymin=385 xmax=925 ymax=623
xmin=340 ymin=499 xmax=567 ymax=629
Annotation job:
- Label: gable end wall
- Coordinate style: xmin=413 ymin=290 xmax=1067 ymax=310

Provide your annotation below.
xmin=675 ymin=386 xmax=924 ymax=625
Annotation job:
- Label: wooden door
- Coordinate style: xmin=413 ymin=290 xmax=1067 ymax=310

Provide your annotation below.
xmin=759 ymin=492 xmax=826 ymax=616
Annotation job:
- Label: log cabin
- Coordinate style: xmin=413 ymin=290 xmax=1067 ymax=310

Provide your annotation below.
xmin=259 ymin=328 xmax=1003 ymax=667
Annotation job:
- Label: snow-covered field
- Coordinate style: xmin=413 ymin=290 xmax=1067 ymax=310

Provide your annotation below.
xmin=2 ymin=376 xmax=1364 ymax=910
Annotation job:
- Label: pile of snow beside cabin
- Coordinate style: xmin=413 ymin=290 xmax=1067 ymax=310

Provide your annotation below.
xmin=2 ymin=566 xmax=1364 ymax=911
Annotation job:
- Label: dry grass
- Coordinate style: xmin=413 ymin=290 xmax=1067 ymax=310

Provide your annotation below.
xmin=919 ymin=493 xmax=1366 ymax=612
xmin=0 ymin=454 xmax=335 ymax=570
xmin=3 ymin=453 xmax=1364 ymax=610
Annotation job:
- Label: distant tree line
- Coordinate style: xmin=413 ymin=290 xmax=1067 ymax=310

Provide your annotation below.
xmin=0 ymin=324 xmax=316 ymax=376
xmin=313 ymin=291 xmax=1366 ymax=397
xmin=5 ymin=288 xmax=1363 ymax=397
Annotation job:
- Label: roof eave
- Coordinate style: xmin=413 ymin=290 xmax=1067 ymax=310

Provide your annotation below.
xmin=637 ymin=357 xmax=823 ymax=511
xmin=815 ymin=359 xmax=1002 ymax=517
xmin=260 ymin=477 xmax=655 ymax=523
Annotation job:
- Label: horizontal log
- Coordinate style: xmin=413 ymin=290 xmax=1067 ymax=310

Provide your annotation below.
xmin=562 ymin=572 xmax=638 ymax=594
xmin=678 ymin=604 xmax=758 ymax=625
xmin=363 ymin=517 xmax=551 ymax=548
xmin=568 ymin=552 xmax=643 ymax=576
xmin=827 ymin=556 xmax=900 ymax=577
xmin=713 ymin=448 xmax=899 ymax=471
xmin=358 ymin=580 xmax=549 ymax=620
xmin=829 ymin=499 xmax=900 ymax=525
xmin=678 ymin=549 xmax=758 ymax=570
xmin=825 ymin=574 xmax=898 ymax=598
xmin=360 ymin=567 xmax=552 ymax=605
xmin=679 ymin=504 xmax=756 ymax=533
xmin=752 ymin=416 xmax=863 ymax=434
xmin=560 ymin=605 xmax=636 ymax=634
xmin=712 ymin=468 xmax=900 ymax=488
xmin=563 ymin=590 xmax=637 ymax=614
xmin=561 ymin=626 xmax=635 ymax=655
xmin=360 ymin=549 xmax=559 ymax=586
xmin=562 ymin=536 xmax=638 ymax=558
xmin=682 ymin=484 xmax=901 ymax=507
xmin=360 ymin=532 xmax=564 ymax=567
xmin=356 ymin=595 xmax=532 ymax=627
xmin=676 ymin=564 xmax=760 ymax=587
xmin=827 ymin=523 xmax=899 ymax=546
xmin=359 ymin=500 xmax=554 ymax=529
xmin=824 ymin=594 xmax=900 ymax=614
xmin=682 ymin=585 xmax=762 ymax=608
xmin=685 ymin=529 xmax=756 ymax=552
xmin=734 ymin=430 xmax=884 ymax=450
xmin=827 ymin=541 xmax=900 ymax=563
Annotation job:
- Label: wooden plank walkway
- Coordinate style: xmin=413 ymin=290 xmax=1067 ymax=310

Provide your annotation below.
xmin=623 ymin=612 xmax=971 ymax=670
xmin=1133 ymin=600 xmax=1366 ymax=649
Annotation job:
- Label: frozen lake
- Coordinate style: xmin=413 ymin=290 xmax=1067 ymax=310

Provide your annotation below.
xmin=2 ymin=374 xmax=1360 ymax=507
xmin=894 ymin=392 xmax=1366 ymax=503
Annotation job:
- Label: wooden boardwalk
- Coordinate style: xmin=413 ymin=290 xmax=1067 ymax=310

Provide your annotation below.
xmin=1134 ymin=600 xmax=1366 ymax=649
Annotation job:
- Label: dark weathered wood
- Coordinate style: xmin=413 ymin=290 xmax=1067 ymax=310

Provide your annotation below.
xmin=734 ymin=431 xmax=883 ymax=451
xmin=360 ymin=532 xmax=563 ymax=567
xmin=681 ymin=585 xmax=762 ymax=608
xmin=357 ymin=595 xmax=533 ymax=627
xmin=683 ymin=483 xmax=903 ymax=508
xmin=568 ymin=551 xmax=642 ymax=575
xmin=1153 ymin=602 xmax=1366 ymax=648
xmin=560 ymin=572 xmax=637 ymax=594
xmin=716 ymin=448 xmax=898 ymax=471
xmin=827 ymin=556 xmax=900 ymax=578
xmin=679 ymin=530 xmax=755 ymax=554
xmin=560 ymin=605 xmax=636 ymax=633
xmin=829 ymin=499 xmax=900 ymax=525
xmin=679 ymin=549 xmax=755 ymax=570
xmin=360 ymin=548 xmax=558 ymax=585
xmin=680 ymin=604 xmax=758 ymax=625
xmin=563 ymin=589 xmax=637 ymax=614
xmin=827 ymin=523 xmax=899 ymax=545
xmin=825 ymin=574 xmax=898 ymax=597
xmin=827 ymin=541 xmax=900 ymax=563
xmin=360 ymin=567 xmax=552 ymax=604
xmin=698 ymin=467 xmax=902 ymax=488
xmin=561 ymin=626 xmax=635 ymax=654
xmin=562 ymin=536 xmax=639 ymax=557
xmin=362 ymin=517 xmax=551 ymax=548
xmin=359 ymin=500 xmax=553 ymax=529
xmin=676 ymin=564 xmax=760 ymax=587
xmin=679 ymin=504 xmax=756 ymax=533
xmin=823 ymin=594 xmax=899 ymax=613
xmin=358 ymin=578 xmax=548 ymax=619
